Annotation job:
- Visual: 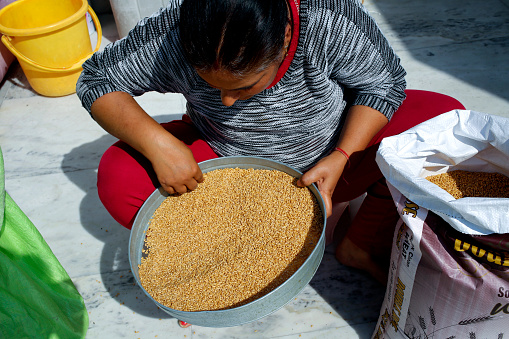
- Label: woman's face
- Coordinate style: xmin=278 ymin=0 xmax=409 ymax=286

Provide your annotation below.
xmin=197 ymin=61 xmax=280 ymax=107
xmin=197 ymin=23 xmax=292 ymax=106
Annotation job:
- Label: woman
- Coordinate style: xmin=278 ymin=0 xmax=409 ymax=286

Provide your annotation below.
xmin=76 ymin=0 xmax=463 ymax=326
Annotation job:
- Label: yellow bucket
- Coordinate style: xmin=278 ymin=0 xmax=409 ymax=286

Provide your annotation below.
xmin=0 ymin=0 xmax=102 ymax=97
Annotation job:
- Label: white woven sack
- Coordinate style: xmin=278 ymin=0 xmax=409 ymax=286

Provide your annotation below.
xmin=376 ymin=109 xmax=509 ymax=235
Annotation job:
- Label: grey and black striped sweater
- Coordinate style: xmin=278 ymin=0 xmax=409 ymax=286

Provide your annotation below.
xmin=77 ymin=0 xmax=406 ymax=171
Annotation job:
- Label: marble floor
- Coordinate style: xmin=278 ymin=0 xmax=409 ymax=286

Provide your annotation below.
xmin=1 ymin=0 xmax=508 ymax=338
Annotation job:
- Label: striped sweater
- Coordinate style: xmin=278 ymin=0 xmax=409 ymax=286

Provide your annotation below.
xmin=76 ymin=0 xmax=406 ymax=171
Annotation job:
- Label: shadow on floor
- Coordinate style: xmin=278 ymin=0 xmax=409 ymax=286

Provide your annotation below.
xmin=61 ymin=120 xmax=177 ymax=319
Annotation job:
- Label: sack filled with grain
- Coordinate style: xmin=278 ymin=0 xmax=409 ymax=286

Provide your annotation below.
xmin=372 ymin=110 xmax=509 ymax=338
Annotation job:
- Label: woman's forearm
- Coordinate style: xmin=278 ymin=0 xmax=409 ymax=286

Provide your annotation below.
xmin=90 ymin=92 xmax=203 ymax=194
xmin=297 ymin=105 xmax=388 ymax=215
xmin=90 ymin=91 xmax=181 ymax=159
xmin=335 ymin=105 xmax=388 ymax=157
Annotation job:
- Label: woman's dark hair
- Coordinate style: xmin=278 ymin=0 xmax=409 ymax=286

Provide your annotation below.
xmin=179 ymin=0 xmax=288 ymax=76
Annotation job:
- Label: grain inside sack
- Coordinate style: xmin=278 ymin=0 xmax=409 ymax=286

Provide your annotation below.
xmin=426 ymin=170 xmax=509 ymax=199
xmin=138 ymin=168 xmax=323 ymax=312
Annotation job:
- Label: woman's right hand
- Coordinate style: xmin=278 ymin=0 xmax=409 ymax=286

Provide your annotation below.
xmin=148 ymin=134 xmax=204 ymax=195
xmin=90 ymin=91 xmax=203 ymax=195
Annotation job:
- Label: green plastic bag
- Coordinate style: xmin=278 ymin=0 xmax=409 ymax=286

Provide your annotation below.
xmin=0 ymin=147 xmax=89 ymax=338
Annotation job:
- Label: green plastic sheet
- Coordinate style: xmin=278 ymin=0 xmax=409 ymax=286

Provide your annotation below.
xmin=0 ymin=147 xmax=89 ymax=338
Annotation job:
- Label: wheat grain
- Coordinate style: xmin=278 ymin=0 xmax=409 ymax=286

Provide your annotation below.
xmin=426 ymin=171 xmax=509 ymax=199
xmin=138 ymin=168 xmax=323 ymax=311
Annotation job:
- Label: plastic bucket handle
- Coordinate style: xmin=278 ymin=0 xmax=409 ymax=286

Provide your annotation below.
xmin=1 ymin=6 xmax=102 ymax=73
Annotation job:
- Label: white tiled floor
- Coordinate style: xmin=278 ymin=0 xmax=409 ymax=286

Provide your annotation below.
xmin=1 ymin=0 xmax=508 ymax=338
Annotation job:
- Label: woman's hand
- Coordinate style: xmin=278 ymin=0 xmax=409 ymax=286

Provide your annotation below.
xmin=91 ymin=91 xmax=203 ymax=195
xmin=148 ymin=134 xmax=204 ymax=195
xmin=296 ymin=105 xmax=389 ymax=217
xmin=296 ymin=151 xmax=348 ymax=217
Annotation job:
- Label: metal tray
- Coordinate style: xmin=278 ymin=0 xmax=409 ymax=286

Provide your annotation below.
xmin=129 ymin=156 xmax=326 ymax=327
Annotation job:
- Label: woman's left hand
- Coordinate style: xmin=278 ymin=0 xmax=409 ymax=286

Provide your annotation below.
xmin=296 ymin=151 xmax=348 ymax=217
xmin=297 ymin=105 xmax=389 ymax=216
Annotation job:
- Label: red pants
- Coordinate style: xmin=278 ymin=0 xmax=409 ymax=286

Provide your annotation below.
xmin=97 ymin=90 xmax=464 ymax=256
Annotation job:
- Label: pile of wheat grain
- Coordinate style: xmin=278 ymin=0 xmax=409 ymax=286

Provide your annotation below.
xmin=138 ymin=168 xmax=323 ymax=311
xmin=426 ymin=170 xmax=509 ymax=199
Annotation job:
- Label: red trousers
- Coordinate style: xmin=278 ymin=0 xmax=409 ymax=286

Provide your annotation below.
xmin=97 ymin=90 xmax=464 ymax=256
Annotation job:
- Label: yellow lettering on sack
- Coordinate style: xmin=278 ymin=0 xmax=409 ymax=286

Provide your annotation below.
xmin=402 ymin=200 xmax=419 ymax=218
xmin=390 ymin=310 xmax=400 ymax=330
xmin=454 ymin=239 xmax=509 ymax=267
xmin=373 ymin=309 xmax=391 ymax=339
xmin=471 ymin=245 xmax=486 ymax=258
xmin=487 ymin=252 xmax=502 ymax=265
xmin=454 ymin=239 xmax=470 ymax=251
xmin=391 ymin=278 xmax=406 ymax=331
